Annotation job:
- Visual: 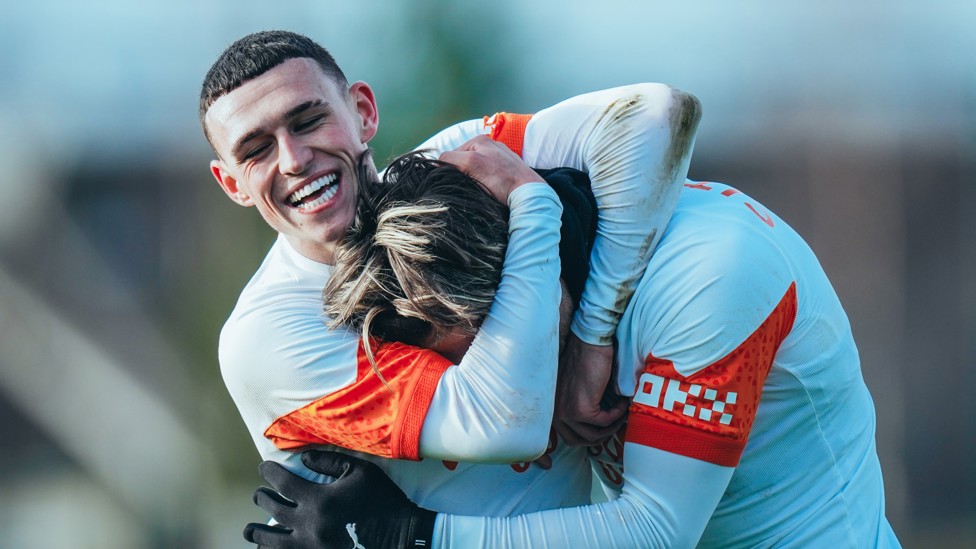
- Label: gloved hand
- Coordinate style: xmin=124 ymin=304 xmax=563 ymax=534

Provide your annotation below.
xmin=243 ymin=450 xmax=437 ymax=549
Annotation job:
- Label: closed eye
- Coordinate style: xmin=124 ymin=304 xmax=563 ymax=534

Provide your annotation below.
xmin=242 ymin=143 xmax=271 ymax=162
xmin=295 ymin=114 xmax=326 ymax=132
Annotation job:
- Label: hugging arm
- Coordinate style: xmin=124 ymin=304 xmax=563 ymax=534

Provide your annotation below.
xmin=246 ymin=445 xmax=732 ymax=549
xmin=416 ymin=84 xmax=702 ymax=445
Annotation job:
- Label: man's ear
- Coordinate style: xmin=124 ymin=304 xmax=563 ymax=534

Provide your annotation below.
xmin=211 ymin=160 xmax=253 ymax=207
xmin=349 ymin=81 xmax=379 ymax=144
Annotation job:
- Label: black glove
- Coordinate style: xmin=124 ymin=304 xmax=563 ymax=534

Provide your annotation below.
xmin=243 ymin=450 xmax=437 ymax=549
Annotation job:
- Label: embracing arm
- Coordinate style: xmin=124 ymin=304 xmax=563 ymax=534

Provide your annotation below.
xmin=416 ymin=85 xmax=702 ymax=444
xmin=523 ymin=84 xmax=701 ymax=345
xmin=419 ymin=140 xmax=564 ymax=462
xmin=416 ymin=84 xmax=702 ymax=345
xmin=244 ymin=445 xmax=732 ymax=549
xmin=528 ymin=85 xmax=702 ymax=443
xmin=436 ymin=444 xmax=731 ymax=548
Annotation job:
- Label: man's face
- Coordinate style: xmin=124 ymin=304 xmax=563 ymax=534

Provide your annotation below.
xmin=206 ymin=58 xmax=378 ymax=264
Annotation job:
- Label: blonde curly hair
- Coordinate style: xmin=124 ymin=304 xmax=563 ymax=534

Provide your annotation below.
xmin=324 ymin=151 xmax=509 ymax=377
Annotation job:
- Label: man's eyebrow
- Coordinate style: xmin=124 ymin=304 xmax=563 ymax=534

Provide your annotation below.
xmin=284 ymin=99 xmax=326 ymax=121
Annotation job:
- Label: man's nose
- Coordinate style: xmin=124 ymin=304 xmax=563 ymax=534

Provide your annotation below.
xmin=278 ymin=136 xmax=313 ymax=176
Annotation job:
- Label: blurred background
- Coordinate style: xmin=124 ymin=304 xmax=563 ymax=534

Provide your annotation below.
xmin=1 ymin=0 xmax=972 ymax=547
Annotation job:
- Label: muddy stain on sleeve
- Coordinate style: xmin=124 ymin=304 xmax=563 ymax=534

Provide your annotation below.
xmin=584 ymin=89 xmax=703 ymax=341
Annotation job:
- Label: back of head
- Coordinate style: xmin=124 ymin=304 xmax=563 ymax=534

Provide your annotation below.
xmin=325 ymin=151 xmax=509 ymax=350
xmin=199 ymin=30 xmax=348 ymax=145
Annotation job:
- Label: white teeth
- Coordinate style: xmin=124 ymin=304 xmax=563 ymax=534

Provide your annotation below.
xmin=288 ymin=173 xmax=337 ymax=204
xmin=297 ymin=183 xmax=339 ymax=210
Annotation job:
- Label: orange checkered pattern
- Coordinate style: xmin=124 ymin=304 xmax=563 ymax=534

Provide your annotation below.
xmin=626 ymin=283 xmax=797 ymax=467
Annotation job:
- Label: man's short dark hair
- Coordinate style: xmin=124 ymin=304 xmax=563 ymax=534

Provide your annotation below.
xmin=199 ymin=30 xmax=349 ymax=146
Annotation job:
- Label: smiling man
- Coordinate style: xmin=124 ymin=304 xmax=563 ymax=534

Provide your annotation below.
xmin=205 ymin=55 xmax=376 ymax=263
xmin=201 ymin=31 xmax=702 ymax=546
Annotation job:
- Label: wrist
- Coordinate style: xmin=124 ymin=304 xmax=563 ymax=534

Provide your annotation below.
xmin=390 ymin=506 xmax=436 ymax=549
xmin=569 ymin=318 xmax=615 ymax=347
xmin=507 ymin=181 xmax=556 ymax=209
xmin=409 ymin=508 xmax=438 ymax=548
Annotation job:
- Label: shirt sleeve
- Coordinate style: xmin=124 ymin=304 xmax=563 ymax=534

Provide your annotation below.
xmin=625 ymin=283 xmax=797 ymax=467
xmin=220 ymin=265 xmax=456 ymax=461
xmin=410 ymin=85 xmax=701 ymax=345
xmin=520 ymin=84 xmax=702 ymax=345
xmin=614 ymin=183 xmax=800 ymax=467
xmin=419 ymin=182 xmax=564 ymax=462
xmin=433 ymin=443 xmax=734 ymax=549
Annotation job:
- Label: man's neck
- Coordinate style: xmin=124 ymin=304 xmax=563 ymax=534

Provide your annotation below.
xmin=285 ymin=235 xmax=338 ymax=266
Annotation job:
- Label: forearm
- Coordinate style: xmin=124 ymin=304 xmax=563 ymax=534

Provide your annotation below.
xmin=432 ymin=444 xmax=732 ymax=548
xmin=436 ymin=498 xmax=669 ymax=549
xmin=419 ymin=182 xmax=563 ymax=462
xmin=524 ymin=84 xmax=701 ymax=344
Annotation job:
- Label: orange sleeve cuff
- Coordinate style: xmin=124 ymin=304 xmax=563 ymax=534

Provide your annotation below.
xmin=484 ymin=112 xmax=533 ymax=158
xmin=626 ymin=415 xmax=747 ymax=467
xmin=391 ymin=353 xmax=451 ymax=460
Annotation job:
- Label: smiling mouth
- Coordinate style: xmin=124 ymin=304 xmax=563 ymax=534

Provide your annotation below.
xmin=288 ymin=173 xmax=339 ymax=210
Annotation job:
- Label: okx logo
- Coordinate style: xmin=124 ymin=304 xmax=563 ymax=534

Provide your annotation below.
xmin=633 ymin=373 xmax=737 ymax=425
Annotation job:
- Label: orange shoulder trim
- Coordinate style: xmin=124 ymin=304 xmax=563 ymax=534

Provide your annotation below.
xmin=625 ymin=283 xmax=798 ymax=467
xmin=264 ymin=341 xmax=452 ymax=460
xmin=483 ymin=112 xmax=533 ymax=158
